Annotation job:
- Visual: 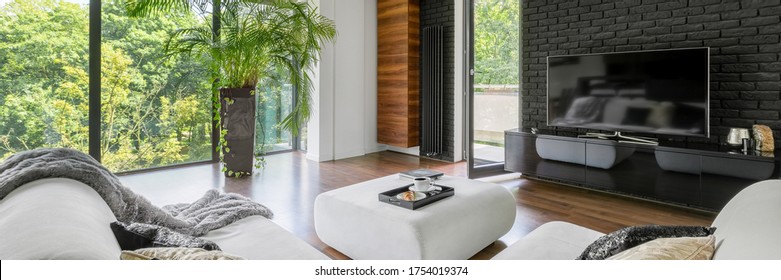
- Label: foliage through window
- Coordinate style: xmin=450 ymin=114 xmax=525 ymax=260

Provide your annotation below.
xmin=473 ymin=0 xmax=519 ymax=86
xmin=256 ymin=65 xmax=294 ymax=154
xmin=101 ymin=0 xmax=212 ymax=171
xmin=0 ymin=0 xmax=90 ymax=158
xmin=0 ymin=0 xmax=212 ymax=172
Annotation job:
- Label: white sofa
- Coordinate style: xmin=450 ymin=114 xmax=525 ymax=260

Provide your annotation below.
xmin=493 ymin=180 xmax=781 ymax=260
xmin=0 ymin=178 xmax=329 ymax=260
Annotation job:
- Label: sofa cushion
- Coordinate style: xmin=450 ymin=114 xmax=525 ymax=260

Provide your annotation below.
xmin=492 ymin=221 xmax=604 ymax=260
xmin=0 ymin=178 xmax=122 ymax=259
xmin=201 ymin=215 xmax=330 ymax=260
xmin=120 ymin=248 xmax=244 ymax=260
xmin=577 ymin=225 xmax=715 ymax=260
xmin=607 ymin=236 xmax=716 ymax=260
xmin=711 ymin=180 xmax=781 ymax=260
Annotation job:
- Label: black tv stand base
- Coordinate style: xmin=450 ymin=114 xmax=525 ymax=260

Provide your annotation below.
xmin=505 ymin=129 xmax=780 ymax=211
xmin=577 ymin=131 xmax=658 ymax=145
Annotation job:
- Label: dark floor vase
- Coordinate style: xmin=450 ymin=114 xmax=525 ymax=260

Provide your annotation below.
xmin=220 ymin=87 xmax=257 ymax=176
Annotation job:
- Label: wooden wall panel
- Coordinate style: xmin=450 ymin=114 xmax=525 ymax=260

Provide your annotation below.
xmin=377 ymin=0 xmax=420 ymax=148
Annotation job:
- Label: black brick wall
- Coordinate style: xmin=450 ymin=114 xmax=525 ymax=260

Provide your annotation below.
xmin=421 ymin=0 xmax=455 ymax=161
xmin=522 ymin=0 xmax=781 ymax=147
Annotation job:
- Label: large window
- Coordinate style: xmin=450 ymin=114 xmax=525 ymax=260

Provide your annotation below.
xmin=0 ymin=0 xmax=90 ymax=158
xmin=100 ymin=0 xmax=212 ymax=171
xmin=1 ymin=0 xmax=212 ymax=172
xmin=1 ymin=0 xmax=304 ymax=172
xmin=256 ymin=66 xmax=294 ymax=154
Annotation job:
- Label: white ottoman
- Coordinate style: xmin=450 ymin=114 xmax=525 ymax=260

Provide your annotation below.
xmin=314 ymin=175 xmax=516 ymax=259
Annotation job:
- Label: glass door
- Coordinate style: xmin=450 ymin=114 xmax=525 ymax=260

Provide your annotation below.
xmin=466 ymin=0 xmax=520 ymax=178
xmin=256 ymin=65 xmax=296 ymax=155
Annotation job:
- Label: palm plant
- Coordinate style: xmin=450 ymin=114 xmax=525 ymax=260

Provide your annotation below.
xmin=126 ymin=0 xmax=336 ymax=176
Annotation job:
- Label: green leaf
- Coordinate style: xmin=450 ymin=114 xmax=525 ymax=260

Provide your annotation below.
xmin=127 ymin=0 xmax=336 ymax=140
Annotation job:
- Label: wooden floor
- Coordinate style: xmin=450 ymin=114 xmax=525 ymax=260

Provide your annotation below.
xmin=118 ymin=151 xmax=716 ymax=260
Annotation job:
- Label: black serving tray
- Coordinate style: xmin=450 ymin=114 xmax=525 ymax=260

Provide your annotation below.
xmin=378 ymin=183 xmax=454 ymax=210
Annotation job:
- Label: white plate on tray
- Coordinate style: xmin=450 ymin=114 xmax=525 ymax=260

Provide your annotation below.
xmin=396 ymin=191 xmax=427 ymax=201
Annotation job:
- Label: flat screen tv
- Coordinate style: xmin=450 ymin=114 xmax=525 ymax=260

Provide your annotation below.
xmin=547 ymin=47 xmax=709 ymax=138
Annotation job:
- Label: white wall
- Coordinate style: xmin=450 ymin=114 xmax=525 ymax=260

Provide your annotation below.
xmin=307 ymin=0 xmax=383 ymax=162
xmin=332 ymin=0 xmax=367 ymax=159
xmin=306 ymin=0 xmax=333 ymax=162
xmin=454 ymin=0 xmax=465 ymax=162
xmin=307 ymin=0 xmax=464 ymax=163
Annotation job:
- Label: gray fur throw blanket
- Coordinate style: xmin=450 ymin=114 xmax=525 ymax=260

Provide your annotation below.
xmin=0 ymin=148 xmax=273 ymax=247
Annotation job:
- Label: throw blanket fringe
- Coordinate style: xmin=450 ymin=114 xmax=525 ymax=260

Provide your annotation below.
xmin=0 ymin=148 xmax=273 ymax=237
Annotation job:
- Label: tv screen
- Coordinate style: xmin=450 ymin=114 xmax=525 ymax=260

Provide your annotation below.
xmin=547 ymin=48 xmax=709 ymax=137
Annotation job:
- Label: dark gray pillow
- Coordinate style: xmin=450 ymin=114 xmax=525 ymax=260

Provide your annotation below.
xmin=577 ymin=225 xmax=716 ymax=260
xmin=110 ymin=222 xmax=220 ymax=251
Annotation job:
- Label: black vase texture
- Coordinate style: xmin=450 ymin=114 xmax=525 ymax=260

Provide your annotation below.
xmin=220 ymin=87 xmax=257 ymax=176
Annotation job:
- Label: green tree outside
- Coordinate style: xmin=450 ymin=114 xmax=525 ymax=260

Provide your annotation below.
xmin=474 ymin=0 xmax=520 ymax=87
xmin=0 ymin=0 xmax=212 ymax=171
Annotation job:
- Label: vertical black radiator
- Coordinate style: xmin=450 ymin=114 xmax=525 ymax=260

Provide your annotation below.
xmin=421 ymin=26 xmax=443 ymax=157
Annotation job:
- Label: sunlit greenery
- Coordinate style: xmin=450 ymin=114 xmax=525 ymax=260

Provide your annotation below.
xmin=0 ymin=0 xmax=212 ymax=171
xmin=474 ymin=0 xmax=519 ymax=86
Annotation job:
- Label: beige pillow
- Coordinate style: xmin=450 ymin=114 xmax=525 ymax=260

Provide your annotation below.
xmin=607 ymin=235 xmax=715 ymax=260
xmin=120 ymin=248 xmax=245 ymax=260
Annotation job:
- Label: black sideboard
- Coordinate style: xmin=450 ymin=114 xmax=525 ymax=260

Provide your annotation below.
xmin=505 ymin=128 xmax=781 ymax=211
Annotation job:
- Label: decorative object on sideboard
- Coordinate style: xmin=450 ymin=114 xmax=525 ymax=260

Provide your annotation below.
xmin=726 ymin=128 xmax=751 ymax=146
xmin=752 ymin=125 xmax=775 ymax=152
xmin=742 ymin=138 xmax=755 ymax=153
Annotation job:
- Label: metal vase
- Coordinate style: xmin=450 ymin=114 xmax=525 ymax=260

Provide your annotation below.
xmin=220 ymin=87 xmax=257 ymax=176
xmin=726 ymin=128 xmax=750 ymax=146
